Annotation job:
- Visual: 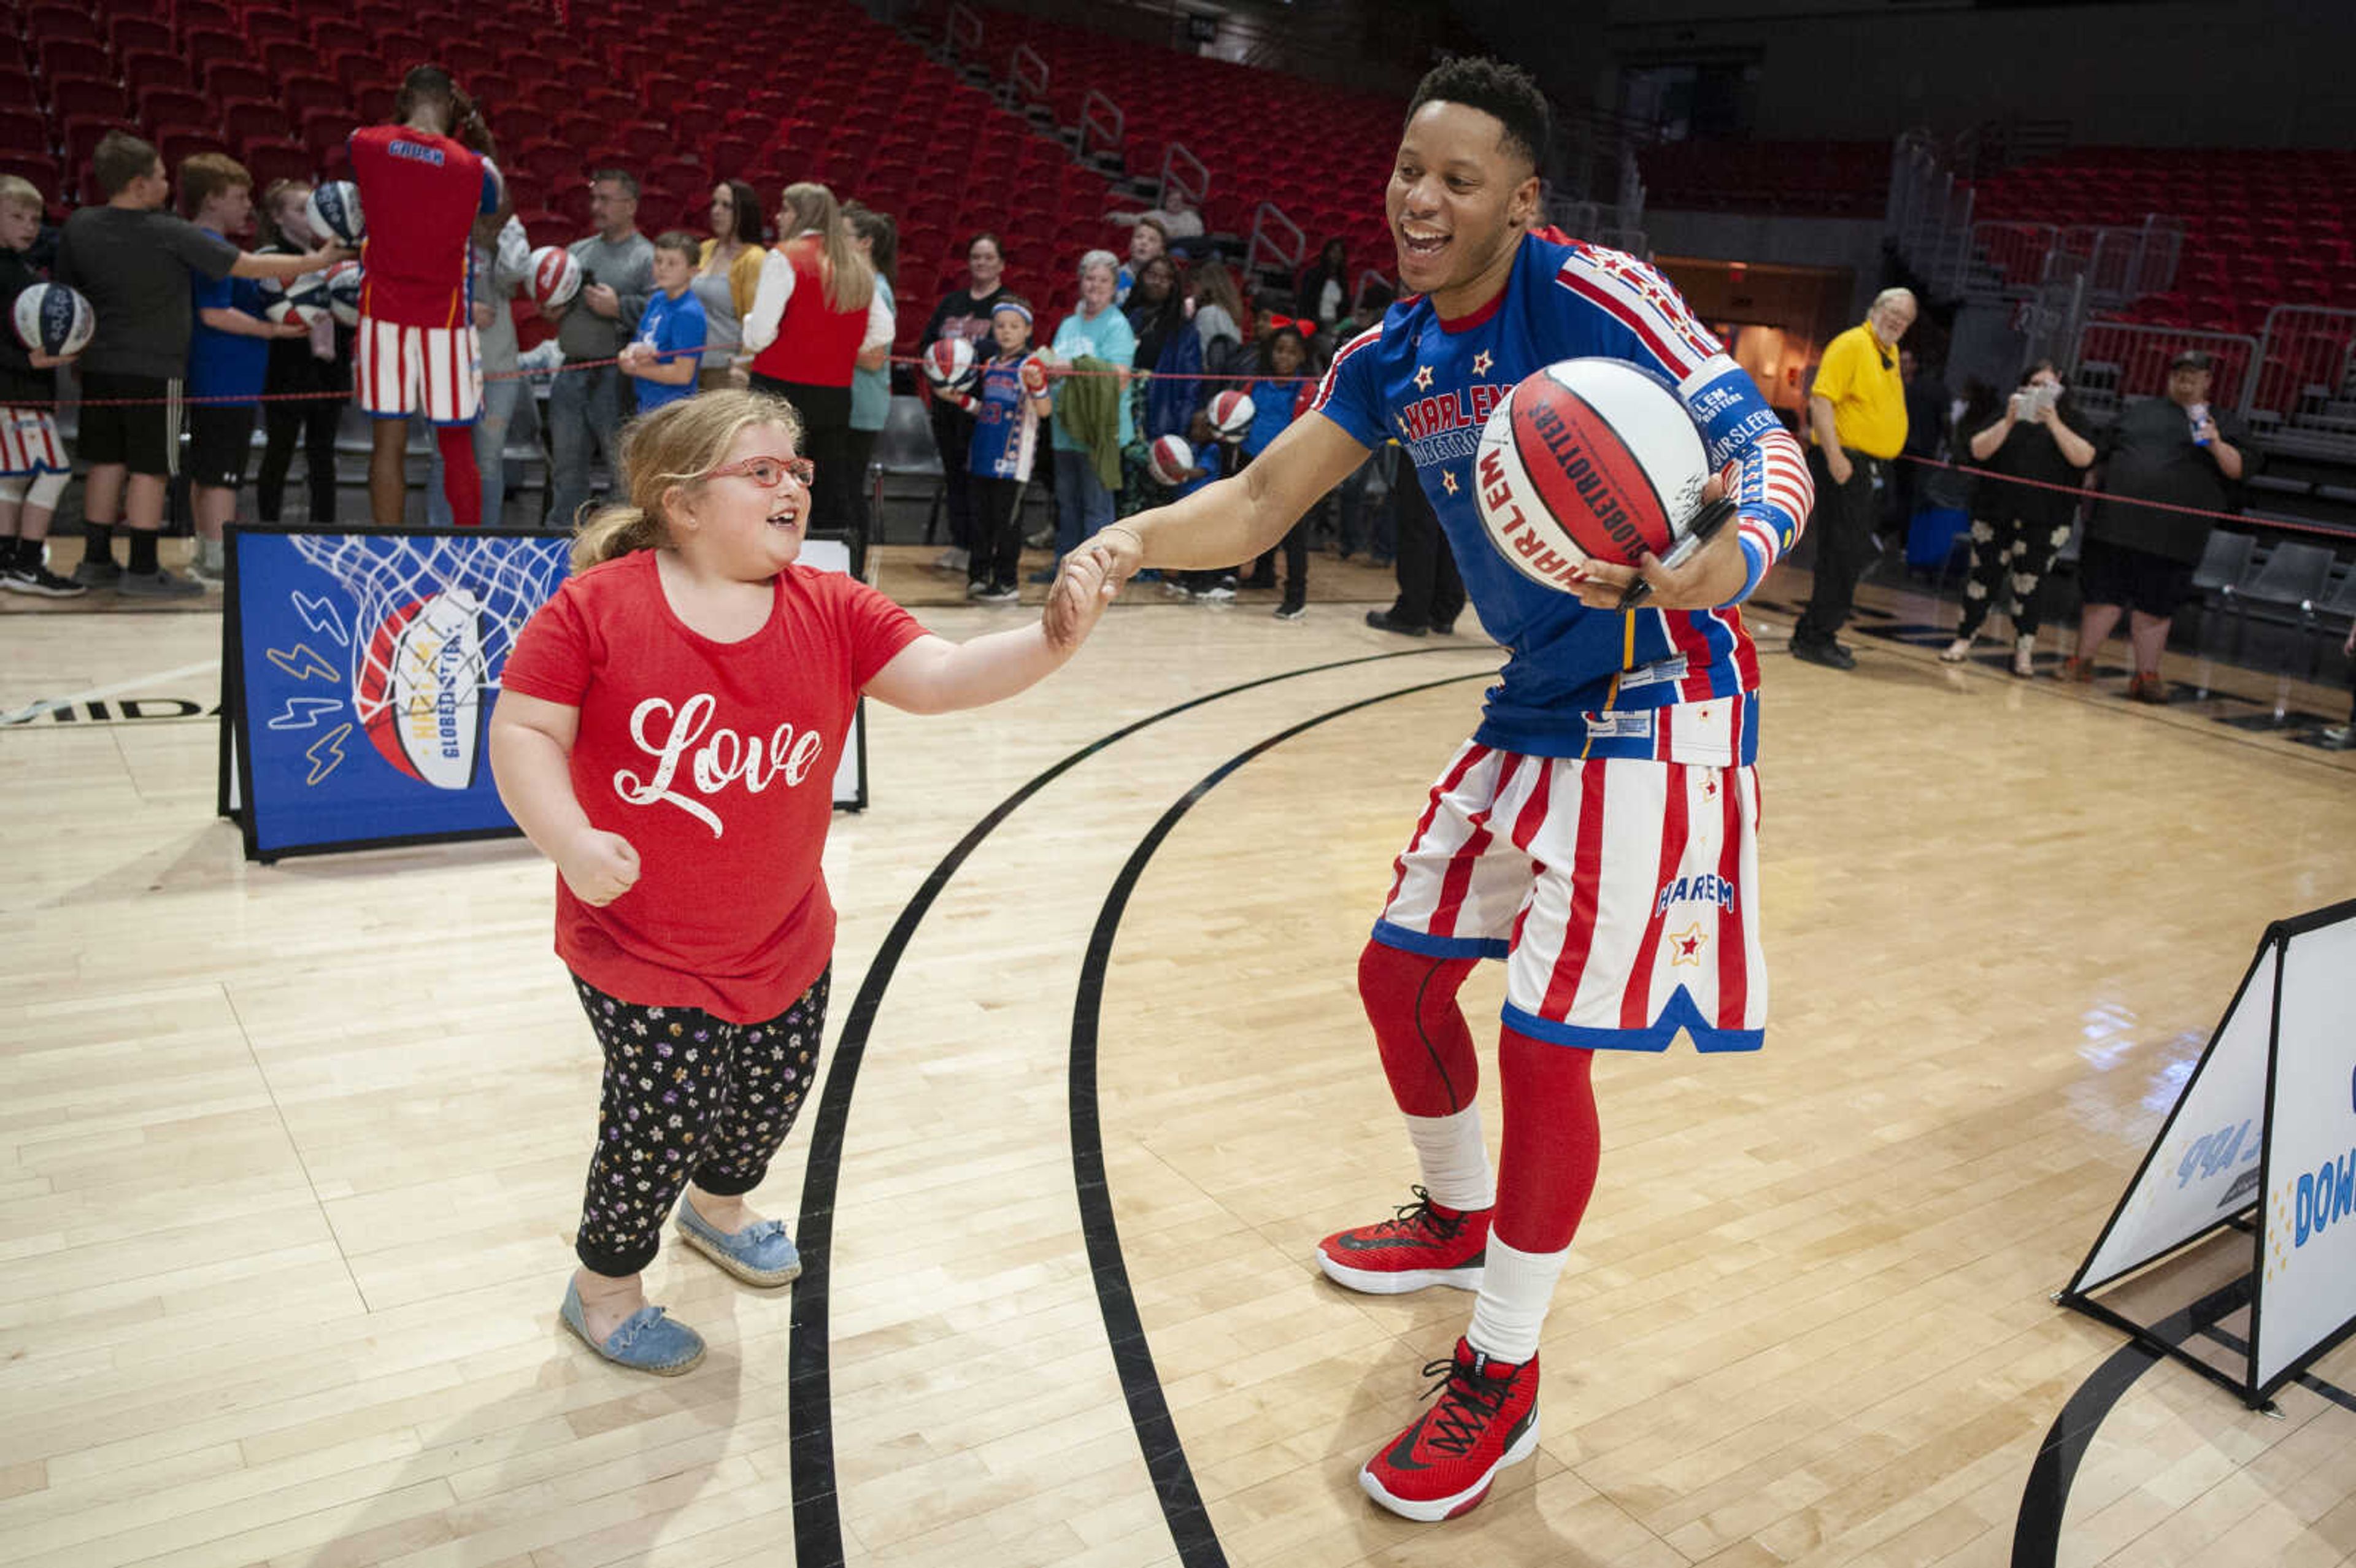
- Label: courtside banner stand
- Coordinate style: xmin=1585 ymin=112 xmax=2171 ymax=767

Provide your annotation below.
xmin=220 ymin=525 xmax=869 ymax=863
xmin=2060 ymin=898 xmax=2356 ymax=1409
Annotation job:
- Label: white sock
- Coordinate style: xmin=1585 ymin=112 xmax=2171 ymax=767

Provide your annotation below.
xmin=1404 ymin=1105 xmax=1494 ymax=1213
xmin=1465 ymin=1234 xmax=1569 ymax=1363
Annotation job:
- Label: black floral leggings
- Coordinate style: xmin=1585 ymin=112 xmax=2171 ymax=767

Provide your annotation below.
xmin=571 ymin=968 xmax=829 ymax=1278
xmin=1957 ymin=513 xmax=2076 ymax=641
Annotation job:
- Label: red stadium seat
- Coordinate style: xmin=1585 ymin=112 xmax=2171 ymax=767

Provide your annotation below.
xmin=156 ymin=124 xmax=231 ymax=169
xmin=202 ymin=63 xmax=274 ymax=107
xmin=241 ymin=139 xmax=311 ymax=188
xmin=171 ymin=0 xmax=234 ymax=34
xmin=241 ymin=11 xmax=305 ymax=50
xmin=24 ymin=3 xmax=99 ymax=46
xmin=117 ymin=49 xmax=197 ymax=92
xmin=105 ymin=15 xmax=175 ymax=58
xmin=36 ymin=38 xmax=112 ymax=83
xmin=48 ymin=75 xmax=131 ymax=123
xmin=308 ymin=20 xmax=369 ymax=58
xmin=220 ymin=99 xmax=284 ymax=148
xmin=281 ymin=75 xmax=347 ymax=119
xmin=136 ymin=87 xmax=214 ymax=133
xmin=180 ymin=26 xmax=245 ymax=68
xmin=257 ymin=39 xmax=323 ymax=80
xmin=0 ymin=107 xmax=48 ymax=153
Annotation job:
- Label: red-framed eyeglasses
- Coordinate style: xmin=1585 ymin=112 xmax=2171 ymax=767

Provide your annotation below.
xmin=702 ymin=455 xmax=815 ymax=489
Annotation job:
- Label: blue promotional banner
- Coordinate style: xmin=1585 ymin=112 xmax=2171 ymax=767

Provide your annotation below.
xmin=221 ymin=525 xmax=871 ymax=859
xmin=223 ymin=526 xmax=574 ymax=859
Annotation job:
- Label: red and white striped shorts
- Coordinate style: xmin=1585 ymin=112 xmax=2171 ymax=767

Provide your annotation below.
xmin=1372 ymin=740 xmax=1766 ymax=1051
xmin=0 ymin=405 xmax=69 ymax=477
xmin=355 ymin=318 xmax=482 ymax=424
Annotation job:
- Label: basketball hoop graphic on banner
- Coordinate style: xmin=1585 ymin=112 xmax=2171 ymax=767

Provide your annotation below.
xmin=220 ymin=525 xmax=872 ymax=860
xmin=2060 ymin=899 xmax=2356 ymax=1409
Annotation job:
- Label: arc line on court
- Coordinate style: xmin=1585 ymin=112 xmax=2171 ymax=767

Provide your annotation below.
xmin=786 ymin=645 xmax=1495 ymax=1568
xmin=1069 ymin=667 xmax=1495 ymax=1566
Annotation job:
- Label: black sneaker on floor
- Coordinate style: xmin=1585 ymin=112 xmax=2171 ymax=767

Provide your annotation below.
xmin=1790 ymin=638 xmax=1855 ymax=671
xmin=1274 ymin=602 xmax=1305 ymax=621
xmin=72 ymin=556 xmax=122 ymax=589
xmin=1365 ymin=609 xmax=1428 ymax=637
xmin=1 ymin=561 xmax=90 ymax=598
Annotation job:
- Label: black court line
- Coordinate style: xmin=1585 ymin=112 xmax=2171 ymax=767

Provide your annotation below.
xmin=1071 ymin=668 xmax=1495 ymax=1568
xmin=2012 ymin=1277 xmax=2255 ymax=1568
xmin=786 ymin=647 xmax=1493 ymax=1568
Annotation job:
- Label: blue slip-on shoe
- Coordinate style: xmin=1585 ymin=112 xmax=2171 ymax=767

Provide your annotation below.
xmin=676 ymin=1201 xmax=804 ymax=1286
xmin=560 ymin=1279 xmax=707 ymax=1375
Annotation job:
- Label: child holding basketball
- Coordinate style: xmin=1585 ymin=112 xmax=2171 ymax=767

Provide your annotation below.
xmin=935 ymin=298 xmax=1053 ymax=604
xmin=0 ymin=174 xmax=82 ymax=596
xmin=1236 ymin=324 xmax=1316 ymax=619
xmin=491 ymin=388 xmax=1110 ymax=1375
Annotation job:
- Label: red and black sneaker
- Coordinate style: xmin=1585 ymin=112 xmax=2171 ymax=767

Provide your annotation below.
xmin=1360 ymin=1337 xmax=1541 ymax=1521
xmin=1315 ymin=1186 xmax=1490 ymax=1294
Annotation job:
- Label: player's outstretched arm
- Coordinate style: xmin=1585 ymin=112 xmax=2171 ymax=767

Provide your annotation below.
xmin=1084 ymin=413 xmax=1370 ymax=588
xmin=489 ymin=691 xmax=641 ymax=907
xmin=866 ymin=552 xmax=1111 ymax=715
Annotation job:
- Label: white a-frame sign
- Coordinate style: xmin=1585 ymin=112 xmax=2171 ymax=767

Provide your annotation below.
xmin=2062 ymin=898 xmax=2356 ymax=1408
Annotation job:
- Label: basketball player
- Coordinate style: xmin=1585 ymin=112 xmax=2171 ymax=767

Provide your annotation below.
xmin=1072 ymin=57 xmax=1814 ymax=1522
xmin=347 ymin=66 xmax=501 ymax=527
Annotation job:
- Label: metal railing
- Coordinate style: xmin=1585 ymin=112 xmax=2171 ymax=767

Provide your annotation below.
xmin=1245 ymin=200 xmax=1305 ymax=288
xmin=1008 ymin=42 xmax=1048 ymax=110
xmin=2066 ymin=321 xmax=2260 ymax=420
xmin=1353 ymin=268 xmax=1392 ymax=312
xmin=1968 ymin=221 xmax=2059 ymax=296
xmin=1160 ymin=141 xmax=1207 ymax=212
xmin=943 ymin=1 xmax=982 ymax=62
xmin=2246 ymin=305 xmax=2356 ymax=458
xmin=1077 ymin=88 xmax=1123 ymax=163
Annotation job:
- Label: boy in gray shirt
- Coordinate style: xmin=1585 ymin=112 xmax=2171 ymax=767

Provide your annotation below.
xmin=55 ymin=131 xmax=342 ymax=594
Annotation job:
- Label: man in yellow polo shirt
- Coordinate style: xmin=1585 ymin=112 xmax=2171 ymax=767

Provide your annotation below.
xmin=1792 ymin=287 xmax=1916 ymax=669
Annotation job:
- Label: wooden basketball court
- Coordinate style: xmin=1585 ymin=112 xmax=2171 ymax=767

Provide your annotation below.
xmin=2 ymin=546 xmax=2352 ymax=1567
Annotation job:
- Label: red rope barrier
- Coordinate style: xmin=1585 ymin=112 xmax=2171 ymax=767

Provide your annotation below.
xmin=1893 ymin=451 xmax=2353 ymax=542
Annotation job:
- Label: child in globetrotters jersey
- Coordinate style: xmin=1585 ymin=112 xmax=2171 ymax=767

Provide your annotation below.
xmin=347 ymin=65 xmax=502 ymax=528
xmin=490 ymin=390 xmax=1112 ymax=1377
xmin=1077 ymin=57 xmax=1814 ymax=1524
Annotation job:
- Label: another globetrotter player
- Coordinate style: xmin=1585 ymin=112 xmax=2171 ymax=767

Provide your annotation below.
xmin=1074 ymin=57 xmax=1814 ymax=1523
xmin=347 ymin=66 xmax=502 ymax=527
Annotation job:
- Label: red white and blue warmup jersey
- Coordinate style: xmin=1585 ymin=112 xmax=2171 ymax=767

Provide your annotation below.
xmin=967 ymin=353 xmax=1044 ymax=482
xmin=1312 ymin=233 xmax=1812 ymax=767
xmin=347 ymin=125 xmax=500 ymax=328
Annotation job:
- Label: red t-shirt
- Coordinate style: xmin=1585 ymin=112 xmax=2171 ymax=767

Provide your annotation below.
xmin=347 ymin=124 xmax=498 ymax=328
xmin=499 ymin=550 xmax=928 ymax=1022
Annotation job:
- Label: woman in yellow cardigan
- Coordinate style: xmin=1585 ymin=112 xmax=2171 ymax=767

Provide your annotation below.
xmin=695 ymin=179 xmax=766 ymax=390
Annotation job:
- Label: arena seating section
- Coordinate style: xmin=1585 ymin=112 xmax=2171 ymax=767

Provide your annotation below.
xmin=0 ymin=0 xmax=1412 ymax=361
xmin=1966 ymin=147 xmax=2356 ymax=334
xmin=960 ymin=11 xmax=1401 ymax=280
xmin=1638 ymin=139 xmax=1891 ymax=219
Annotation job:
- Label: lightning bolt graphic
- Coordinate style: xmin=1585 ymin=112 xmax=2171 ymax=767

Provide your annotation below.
xmin=304 ymin=723 xmax=352 ymax=785
xmin=266 ymin=644 xmax=341 ymax=682
xmin=289 ymin=592 xmax=349 ymax=646
xmin=267 ymin=697 xmax=347 ymax=732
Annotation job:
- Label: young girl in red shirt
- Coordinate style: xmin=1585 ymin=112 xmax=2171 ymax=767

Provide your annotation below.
xmin=493 ymin=388 xmax=1109 ymax=1374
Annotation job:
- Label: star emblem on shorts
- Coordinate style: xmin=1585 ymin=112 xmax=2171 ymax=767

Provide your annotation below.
xmin=1669 ymin=923 xmax=1709 ymax=966
xmin=1471 ymin=350 xmax=1493 ymax=376
xmin=1413 ymin=364 xmax=1433 ymax=391
xmin=1703 ymin=777 xmax=1719 ymax=801
xmin=1439 ymin=468 xmax=1459 ymax=496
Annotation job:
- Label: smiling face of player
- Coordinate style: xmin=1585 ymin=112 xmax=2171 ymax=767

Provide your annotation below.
xmin=1387 ymin=99 xmax=1540 ymax=317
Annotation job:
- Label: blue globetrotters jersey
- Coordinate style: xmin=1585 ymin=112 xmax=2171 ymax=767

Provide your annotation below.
xmin=1312 ymin=234 xmax=1813 ymax=765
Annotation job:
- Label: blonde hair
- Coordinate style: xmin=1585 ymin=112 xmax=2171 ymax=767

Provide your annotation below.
xmin=779 ymin=181 xmax=874 ymax=314
xmin=0 ymin=175 xmax=42 ymax=216
xmin=571 ymin=390 xmax=806 ymax=571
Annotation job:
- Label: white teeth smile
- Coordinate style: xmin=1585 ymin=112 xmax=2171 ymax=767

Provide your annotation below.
xmin=1401 ymin=226 xmax=1449 ymax=254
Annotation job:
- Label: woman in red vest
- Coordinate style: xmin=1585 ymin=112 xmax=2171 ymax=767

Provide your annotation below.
xmin=740 ymin=182 xmax=891 ymax=542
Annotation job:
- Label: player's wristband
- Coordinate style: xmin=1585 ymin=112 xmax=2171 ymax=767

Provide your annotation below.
xmin=1729 ymin=531 xmax=1769 ymax=606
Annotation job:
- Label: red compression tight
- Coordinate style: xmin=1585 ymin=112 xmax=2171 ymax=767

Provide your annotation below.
xmin=436 ymin=424 xmax=482 ymax=526
xmin=1358 ymin=938 xmax=1603 ymax=1253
